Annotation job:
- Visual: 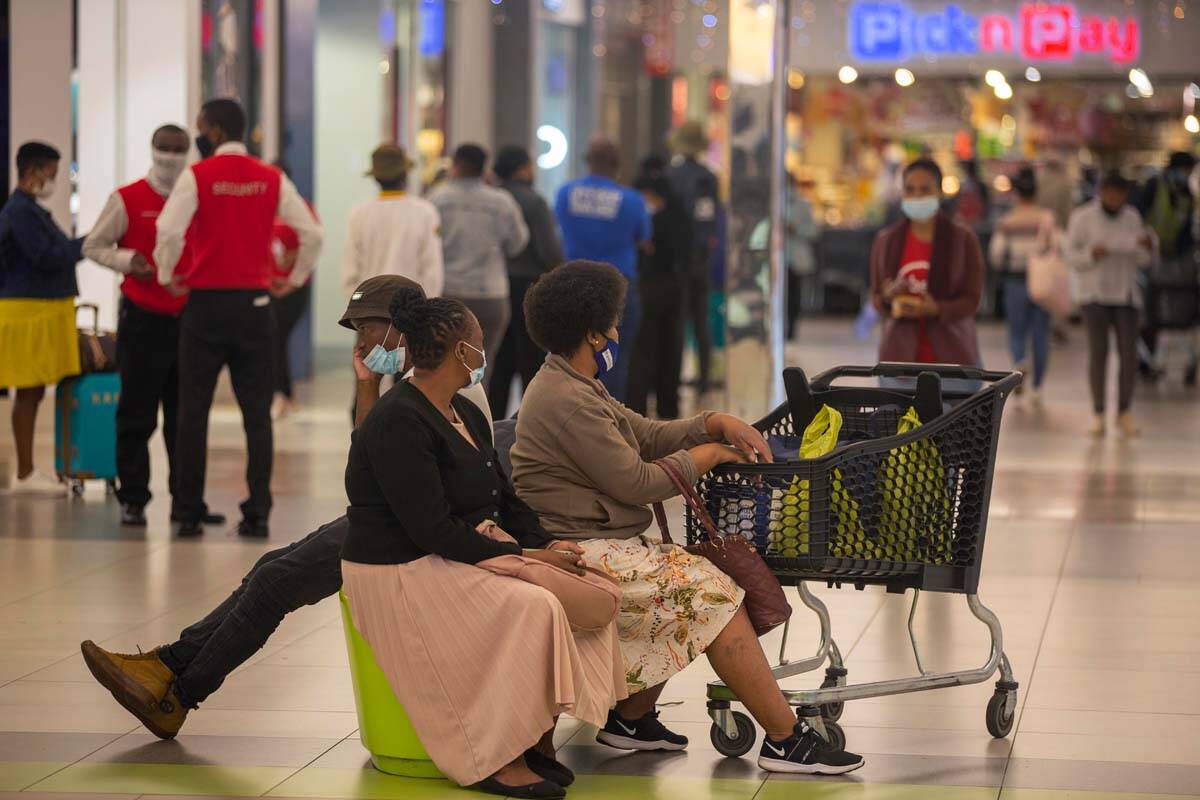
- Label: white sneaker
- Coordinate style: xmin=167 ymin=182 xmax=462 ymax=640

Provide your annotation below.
xmin=5 ymin=470 xmax=68 ymax=497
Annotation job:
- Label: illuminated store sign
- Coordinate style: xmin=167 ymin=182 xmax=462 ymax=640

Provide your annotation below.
xmin=849 ymin=2 xmax=1140 ymax=65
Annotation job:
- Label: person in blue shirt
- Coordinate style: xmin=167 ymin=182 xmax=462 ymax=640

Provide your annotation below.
xmin=555 ymin=137 xmax=651 ymax=401
xmin=0 ymin=141 xmax=85 ymax=496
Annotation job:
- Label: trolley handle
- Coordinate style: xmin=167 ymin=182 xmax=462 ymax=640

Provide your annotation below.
xmin=810 ymin=362 xmax=1021 ymax=391
xmin=75 ymin=302 xmax=101 ymax=335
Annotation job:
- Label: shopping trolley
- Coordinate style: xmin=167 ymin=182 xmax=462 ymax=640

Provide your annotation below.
xmin=1141 ymin=253 xmax=1200 ymax=386
xmin=687 ymin=363 xmax=1022 ymax=757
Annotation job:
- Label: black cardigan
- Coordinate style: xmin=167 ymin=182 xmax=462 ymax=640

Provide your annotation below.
xmin=342 ymin=380 xmax=554 ymax=565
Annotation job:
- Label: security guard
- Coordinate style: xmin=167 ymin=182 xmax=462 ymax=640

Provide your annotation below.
xmin=154 ymin=98 xmax=323 ymax=538
xmin=84 ymin=124 xmax=223 ymax=528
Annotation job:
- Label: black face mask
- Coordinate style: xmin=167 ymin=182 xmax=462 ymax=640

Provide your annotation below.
xmin=1101 ymin=204 xmax=1123 ymax=218
xmin=194 ymin=134 xmax=215 ymax=160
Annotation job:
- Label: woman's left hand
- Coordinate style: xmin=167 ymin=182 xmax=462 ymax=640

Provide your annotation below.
xmin=548 ymin=540 xmax=586 ymax=556
xmin=708 ymin=414 xmax=773 ymax=464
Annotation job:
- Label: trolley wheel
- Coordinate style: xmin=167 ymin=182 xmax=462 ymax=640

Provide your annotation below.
xmin=710 ymin=711 xmax=756 ymax=758
xmin=986 ymin=691 xmax=1015 ymax=738
xmin=70 ymin=480 xmax=85 ymax=497
xmin=818 ymin=720 xmax=846 ymax=752
xmin=819 ymin=676 xmax=845 ymax=722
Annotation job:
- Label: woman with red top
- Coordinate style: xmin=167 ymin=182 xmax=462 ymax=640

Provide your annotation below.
xmin=870 ymin=158 xmax=985 ymax=368
xmin=269 ymin=162 xmax=318 ymax=419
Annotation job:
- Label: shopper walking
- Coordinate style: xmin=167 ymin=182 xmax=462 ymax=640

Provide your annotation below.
xmin=1064 ymin=171 xmax=1154 ymax=437
xmin=83 ymin=124 xmax=217 ymax=526
xmin=154 ymin=98 xmax=323 ymax=538
xmin=989 ymin=166 xmax=1057 ymax=401
xmin=0 ymin=141 xmax=84 ymax=496
xmin=340 ymin=144 xmax=442 ymax=300
xmin=555 ymin=136 xmax=652 ymax=402
xmin=627 ymin=159 xmax=690 ymax=418
xmin=870 ymin=158 xmax=984 ymax=367
xmin=667 ymin=121 xmax=722 ymax=391
xmin=428 ymin=143 xmax=529 ymax=387
xmin=1135 ymin=151 xmax=1197 ymax=380
xmin=487 ymin=145 xmax=563 ymax=418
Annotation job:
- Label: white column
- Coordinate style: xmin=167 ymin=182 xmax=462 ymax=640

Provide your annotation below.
xmin=447 ymin=0 xmax=494 ymax=149
xmin=75 ymin=0 xmax=202 ymax=329
xmin=260 ymin=0 xmax=282 ymax=162
xmin=9 ymin=0 xmax=73 ymax=230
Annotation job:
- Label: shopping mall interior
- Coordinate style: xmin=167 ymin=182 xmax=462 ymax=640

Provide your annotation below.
xmin=2 ymin=1 xmax=1200 ymax=799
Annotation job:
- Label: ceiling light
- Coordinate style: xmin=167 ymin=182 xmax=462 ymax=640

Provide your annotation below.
xmin=1025 ymin=66 xmax=1041 ymax=82
xmin=895 ymin=68 xmax=915 ymax=87
xmin=838 ymin=65 xmax=858 ymax=84
xmin=994 ymin=82 xmax=1013 ymax=100
xmin=985 ymin=69 xmax=1005 ymax=87
xmin=1186 ymin=115 xmax=1200 ymax=134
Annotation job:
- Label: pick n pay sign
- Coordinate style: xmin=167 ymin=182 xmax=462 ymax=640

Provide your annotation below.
xmin=849 ymin=2 xmax=1140 ymax=65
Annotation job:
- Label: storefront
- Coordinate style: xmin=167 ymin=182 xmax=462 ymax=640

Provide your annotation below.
xmin=783 ymin=0 xmax=1200 ymax=309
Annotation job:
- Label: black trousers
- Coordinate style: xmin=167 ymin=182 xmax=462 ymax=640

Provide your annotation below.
xmin=1082 ymin=303 xmax=1139 ymax=414
xmin=159 ymin=516 xmax=347 ymax=707
xmin=175 ymin=289 xmax=275 ymax=524
xmin=273 ymin=283 xmax=311 ymax=399
xmin=684 ymin=253 xmax=712 ymax=388
xmin=487 ymin=275 xmax=544 ymax=418
xmin=115 ymin=299 xmax=180 ymax=509
xmin=628 ymin=274 xmax=686 ymax=419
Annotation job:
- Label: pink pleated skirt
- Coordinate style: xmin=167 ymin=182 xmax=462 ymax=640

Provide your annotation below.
xmin=342 ymin=556 xmax=628 ymax=787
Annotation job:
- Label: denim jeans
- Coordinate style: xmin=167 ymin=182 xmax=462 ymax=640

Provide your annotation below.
xmin=1003 ymin=275 xmax=1050 ymax=388
xmin=158 ymin=517 xmax=348 ymax=707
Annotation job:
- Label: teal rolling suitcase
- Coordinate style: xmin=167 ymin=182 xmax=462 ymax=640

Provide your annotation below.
xmin=55 ymin=373 xmax=120 ymax=496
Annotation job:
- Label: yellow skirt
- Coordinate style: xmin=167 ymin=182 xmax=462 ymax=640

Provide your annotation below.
xmin=0 ymin=298 xmax=81 ymax=388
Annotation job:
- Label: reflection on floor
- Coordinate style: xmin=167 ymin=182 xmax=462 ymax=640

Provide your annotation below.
xmin=1 ymin=318 xmax=1198 ymax=800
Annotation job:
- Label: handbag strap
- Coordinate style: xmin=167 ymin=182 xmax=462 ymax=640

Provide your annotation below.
xmin=653 ymin=458 xmax=721 ymax=542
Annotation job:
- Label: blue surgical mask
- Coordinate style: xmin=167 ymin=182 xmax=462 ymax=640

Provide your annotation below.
xmin=593 ymin=336 xmax=620 ymax=377
xmin=364 ymin=325 xmax=404 ymax=375
xmin=460 ymin=341 xmax=487 ymax=387
xmin=901 ymin=196 xmax=940 ymax=222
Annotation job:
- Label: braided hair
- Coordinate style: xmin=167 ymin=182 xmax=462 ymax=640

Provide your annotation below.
xmin=389 ymin=286 xmax=474 ymax=369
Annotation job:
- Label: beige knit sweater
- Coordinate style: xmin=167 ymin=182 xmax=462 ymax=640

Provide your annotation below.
xmin=511 ymin=355 xmax=713 ymax=540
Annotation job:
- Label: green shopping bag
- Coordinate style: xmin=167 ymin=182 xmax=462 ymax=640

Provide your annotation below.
xmin=769 ymin=406 xmax=865 ymax=557
xmin=880 ymin=407 xmax=953 ymax=565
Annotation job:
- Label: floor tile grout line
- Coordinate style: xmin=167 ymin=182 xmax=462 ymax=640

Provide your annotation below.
xmin=17 ymin=724 xmax=139 ymax=791
xmin=995 ymin=514 xmax=1080 ymax=793
xmin=257 ymin=728 xmax=360 ymax=797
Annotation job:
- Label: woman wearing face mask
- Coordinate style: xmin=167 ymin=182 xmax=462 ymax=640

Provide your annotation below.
xmin=82 ymin=124 xmax=204 ymax=525
xmin=870 ymin=158 xmax=985 ymax=368
xmin=510 ymin=261 xmax=865 ymax=776
xmin=0 ymin=141 xmax=86 ymax=496
xmin=341 ymin=285 xmax=627 ymax=799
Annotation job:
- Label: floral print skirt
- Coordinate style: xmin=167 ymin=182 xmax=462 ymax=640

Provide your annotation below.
xmin=580 ymin=536 xmax=745 ymax=693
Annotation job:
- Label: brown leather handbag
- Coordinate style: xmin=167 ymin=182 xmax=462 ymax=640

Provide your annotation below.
xmin=653 ymin=458 xmax=792 ymax=636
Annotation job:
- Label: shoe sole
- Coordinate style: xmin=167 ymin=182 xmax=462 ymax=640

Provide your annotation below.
xmin=595 ymin=731 xmax=688 ymax=751
xmin=79 ymin=641 xmax=179 ymax=740
xmin=757 ymin=754 xmax=865 ymax=775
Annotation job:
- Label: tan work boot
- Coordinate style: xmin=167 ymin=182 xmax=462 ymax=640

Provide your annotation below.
xmin=1116 ymin=411 xmax=1140 ymax=437
xmin=80 ymin=640 xmax=188 ymax=739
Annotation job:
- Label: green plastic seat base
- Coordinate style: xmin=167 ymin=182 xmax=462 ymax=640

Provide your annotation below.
xmin=339 ymin=590 xmax=444 ymax=779
xmin=370 ymin=753 xmax=445 ymax=779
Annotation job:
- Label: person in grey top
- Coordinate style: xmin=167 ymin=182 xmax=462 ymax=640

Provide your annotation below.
xmin=1064 ymin=171 xmax=1154 ymax=437
xmin=428 ymin=144 xmax=530 ymax=388
xmin=487 ymin=145 xmax=564 ymax=417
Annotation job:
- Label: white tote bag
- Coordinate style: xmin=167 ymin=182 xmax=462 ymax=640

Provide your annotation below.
xmin=1026 ymin=227 xmax=1075 ymax=316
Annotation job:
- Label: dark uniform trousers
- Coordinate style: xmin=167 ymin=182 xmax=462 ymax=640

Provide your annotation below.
xmin=174 ymin=289 xmax=275 ymax=524
xmin=487 ymin=274 xmax=545 ymax=418
xmin=115 ymin=298 xmax=180 ymax=509
xmin=628 ymin=273 xmax=686 ymax=419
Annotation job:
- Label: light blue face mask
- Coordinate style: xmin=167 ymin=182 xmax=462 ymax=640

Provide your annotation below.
xmin=460 ymin=341 xmax=487 ymax=387
xmin=363 ymin=325 xmax=405 ymax=375
xmin=901 ymin=196 xmax=940 ymax=222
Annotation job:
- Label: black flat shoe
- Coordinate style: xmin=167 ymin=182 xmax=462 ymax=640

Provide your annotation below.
xmin=472 ymin=776 xmax=564 ymax=799
xmin=236 ymin=519 xmax=269 ymax=538
xmin=120 ymin=504 xmax=147 ymax=527
xmin=523 ymin=748 xmax=574 ymax=787
xmin=176 ymin=521 xmax=204 ymax=538
xmin=171 ymin=510 xmax=227 ymax=525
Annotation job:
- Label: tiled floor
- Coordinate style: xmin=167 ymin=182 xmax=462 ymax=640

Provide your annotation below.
xmin=1 ymin=318 xmax=1198 ymax=800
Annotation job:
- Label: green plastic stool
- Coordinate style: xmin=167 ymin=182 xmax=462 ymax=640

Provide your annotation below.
xmin=339 ymin=590 xmax=443 ymax=778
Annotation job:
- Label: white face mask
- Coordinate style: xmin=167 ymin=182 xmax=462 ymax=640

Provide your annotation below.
xmin=150 ymin=150 xmax=189 ymax=190
xmin=35 ymin=176 xmax=57 ymax=199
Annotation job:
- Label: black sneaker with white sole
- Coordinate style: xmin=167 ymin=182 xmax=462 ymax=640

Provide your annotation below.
xmin=595 ymin=709 xmax=688 ymax=751
xmin=757 ymin=722 xmax=865 ymax=775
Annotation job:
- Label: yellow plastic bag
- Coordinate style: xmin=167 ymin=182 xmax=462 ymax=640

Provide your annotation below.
xmin=879 ymin=407 xmax=953 ymax=564
xmin=768 ymin=406 xmax=865 ymax=557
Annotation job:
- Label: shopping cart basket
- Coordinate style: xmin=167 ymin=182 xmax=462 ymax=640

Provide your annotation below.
xmin=687 ymin=362 xmax=1022 ymax=757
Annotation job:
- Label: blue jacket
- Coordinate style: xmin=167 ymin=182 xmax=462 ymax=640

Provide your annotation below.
xmin=0 ymin=189 xmax=83 ymax=299
xmin=555 ymin=175 xmax=651 ymax=279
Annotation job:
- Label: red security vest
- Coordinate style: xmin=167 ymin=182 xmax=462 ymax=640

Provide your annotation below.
xmin=116 ymin=179 xmax=189 ymax=316
xmin=176 ymin=153 xmax=281 ymax=290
